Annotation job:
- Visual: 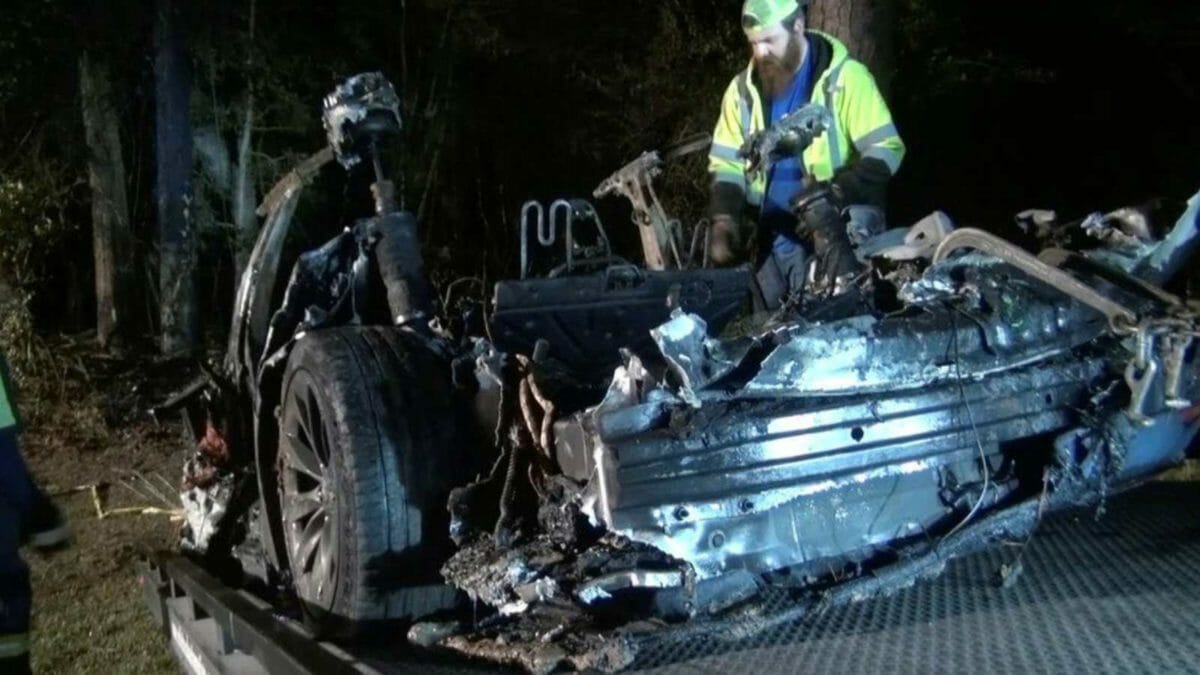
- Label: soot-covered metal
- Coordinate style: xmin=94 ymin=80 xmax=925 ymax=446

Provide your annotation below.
xmin=413 ymin=187 xmax=1200 ymax=672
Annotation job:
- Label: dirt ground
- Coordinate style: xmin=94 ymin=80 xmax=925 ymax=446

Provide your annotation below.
xmin=13 ymin=340 xmax=195 ymax=673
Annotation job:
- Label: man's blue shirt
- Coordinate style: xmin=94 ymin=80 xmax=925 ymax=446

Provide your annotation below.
xmin=762 ymin=36 xmax=816 ymax=253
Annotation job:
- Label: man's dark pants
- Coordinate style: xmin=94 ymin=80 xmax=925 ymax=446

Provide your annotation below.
xmin=0 ymin=428 xmax=35 ymax=673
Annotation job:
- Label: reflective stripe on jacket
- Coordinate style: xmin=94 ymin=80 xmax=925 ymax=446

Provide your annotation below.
xmin=0 ymin=632 xmax=29 ymax=658
xmin=0 ymin=357 xmax=15 ymax=432
xmin=708 ymin=31 xmax=905 ymax=208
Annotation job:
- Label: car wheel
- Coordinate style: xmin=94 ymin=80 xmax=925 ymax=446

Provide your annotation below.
xmin=277 ymin=325 xmax=474 ymax=632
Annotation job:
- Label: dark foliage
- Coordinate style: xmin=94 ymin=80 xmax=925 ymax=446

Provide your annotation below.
xmin=0 ymin=0 xmax=1197 ymax=343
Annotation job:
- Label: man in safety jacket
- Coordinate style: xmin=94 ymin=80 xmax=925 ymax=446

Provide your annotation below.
xmin=708 ymin=0 xmax=905 ymax=307
xmin=1 ymin=353 xmax=69 ymax=674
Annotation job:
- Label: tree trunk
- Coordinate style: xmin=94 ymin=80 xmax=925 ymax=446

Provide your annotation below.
xmin=809 ymin=0 xmax=897 ymax=95
xmin=154 ymin=0 xmax=198 ymax=356
xmin=79 ymin=51 xmax=132 ymax=349
xmin=233 ymin=0 xmax=258 ymax=281
xmin=232 ymin=94 xmax=256 ymax=277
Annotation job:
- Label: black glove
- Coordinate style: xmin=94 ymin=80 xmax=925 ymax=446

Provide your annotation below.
xmin=791 ymin=183 xmax=862 ymax=289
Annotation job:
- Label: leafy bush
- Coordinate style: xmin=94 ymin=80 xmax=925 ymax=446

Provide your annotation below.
xmin=0 ymin=155 xmax=80 ymax=291
xmin=0 ymin=148 xmax=83 ymax=384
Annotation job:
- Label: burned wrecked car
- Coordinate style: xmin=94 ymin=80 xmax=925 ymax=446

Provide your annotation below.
xmin=163 ymin=73 xmax=1200 ymax=670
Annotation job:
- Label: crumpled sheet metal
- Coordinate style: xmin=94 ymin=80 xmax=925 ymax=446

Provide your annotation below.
xmin=1080 ymin=209 xmax=1155 ymax=265
xmin=644 ymin=268 xmax=1094 ymax=402
xmin=856 ymin=210 xmax=956 ymax=262
xmin=179 ymin=469 xmax=233 ymax=553
xmin=563 ymin=246 xmax=1157 ymax=581
xmin=589 ymin=193 xmax=1198 ymax=409
xmin=596 ymin=351 xmax=654 ymax=415
xmin=649 ymin=311 xmax=754 ymax=406
xmin=741 ymin=310 xmax=1090 ymax=398
xmin=896 ymin=253 xmax=1000 ymax=305
xmin=592 ymin=356 xmax=1106 ymax=580
xmin=441 ymin=406 xmax=1199 ymax=674
xmin=743 ymin=251 xmax=1113 ymax=397
xmin=1061 ymin=188 xmax=1200 ymax=282
xmin=1135 ymin=188 xmax=1200 ymax=284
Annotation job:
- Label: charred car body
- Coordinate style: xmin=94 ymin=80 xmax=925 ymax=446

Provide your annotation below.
xmin=164 ymin=73 xmax=1200 ymax=670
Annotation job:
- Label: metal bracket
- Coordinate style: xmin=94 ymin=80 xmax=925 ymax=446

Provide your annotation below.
xmin=932 ymin=228 xmax=1138 ymax=329
xmin=1125 ymin=356 xmax=1159 ymax=426
xmin=1163 ymin=333 xmax=1195 ymax=409
xmin=549 ymin=199 xmax=576 ymax=274
xmin=594 ymin=151 xmax=682 ymax=270
xmin=929 ymin=228 xmax=1200 ymax=422
xmin=520 ymin=198 xmax=615 ymax=279
xmin=518 ymin=199 xmax=549 ymax=278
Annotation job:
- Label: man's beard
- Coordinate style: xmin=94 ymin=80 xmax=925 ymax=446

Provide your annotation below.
xmin=757 ymin=35 xmax=803 ymax=98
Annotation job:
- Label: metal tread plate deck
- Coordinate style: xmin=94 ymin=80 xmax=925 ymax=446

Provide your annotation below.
xmin=630 ymin=481 xmax=1200 ymax=674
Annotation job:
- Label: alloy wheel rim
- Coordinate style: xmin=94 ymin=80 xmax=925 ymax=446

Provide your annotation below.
xmin=280 ymin=371 xmax=339 ymax=609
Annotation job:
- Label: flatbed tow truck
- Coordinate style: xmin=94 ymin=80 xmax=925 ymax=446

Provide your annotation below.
xmin=138 ymin=480 xmax=1200 ymax=674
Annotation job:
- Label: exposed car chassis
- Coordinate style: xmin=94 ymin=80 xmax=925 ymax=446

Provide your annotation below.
xmin=160 ymin=74 xmax=1200 ymax=672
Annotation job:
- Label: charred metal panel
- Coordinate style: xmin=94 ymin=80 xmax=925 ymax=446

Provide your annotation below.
xmin=1055 ymin=407 xmax=1200 ymax=487
xmin=227 ymin=147 xmax=334 ymax=384
xmin=620 ymin=451 xmax=991 ymax=580
xmin=491 ymin=266 xmax=751 ymax=378
xmin=226 ymin=186 xmax=303 ymax=383
xmin=747 ymin=262 xmax=1105 ymax=397
xmin=579 ymin=358 xmax=1107 ymax=579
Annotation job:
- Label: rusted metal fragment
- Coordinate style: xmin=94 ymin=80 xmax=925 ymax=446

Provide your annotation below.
xmin=432 ymin=485 xmax=700 ymax=671
xmin=593 ymin=151 xmax=679 ymax=270
xmin=441 ymin=527 xmax=689 ymax=614
xmin=433 ymin=534 xmax=675 ymax=673
xmin=438 ymin=610 xmax=638 ymax=675
xmin=442 ymin=534 xmax=563 ymax=613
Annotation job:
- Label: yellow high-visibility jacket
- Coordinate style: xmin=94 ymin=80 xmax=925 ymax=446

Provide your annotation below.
xmin=709 ymin=31 xmax=905 ymax=215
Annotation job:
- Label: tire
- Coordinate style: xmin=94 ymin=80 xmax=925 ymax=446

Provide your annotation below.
xmin=276 ymin=325 xmax=474 ymax=631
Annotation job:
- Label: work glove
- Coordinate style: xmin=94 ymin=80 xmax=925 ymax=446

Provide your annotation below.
xmin=791 ymin=183 xmax=862 ymax=291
